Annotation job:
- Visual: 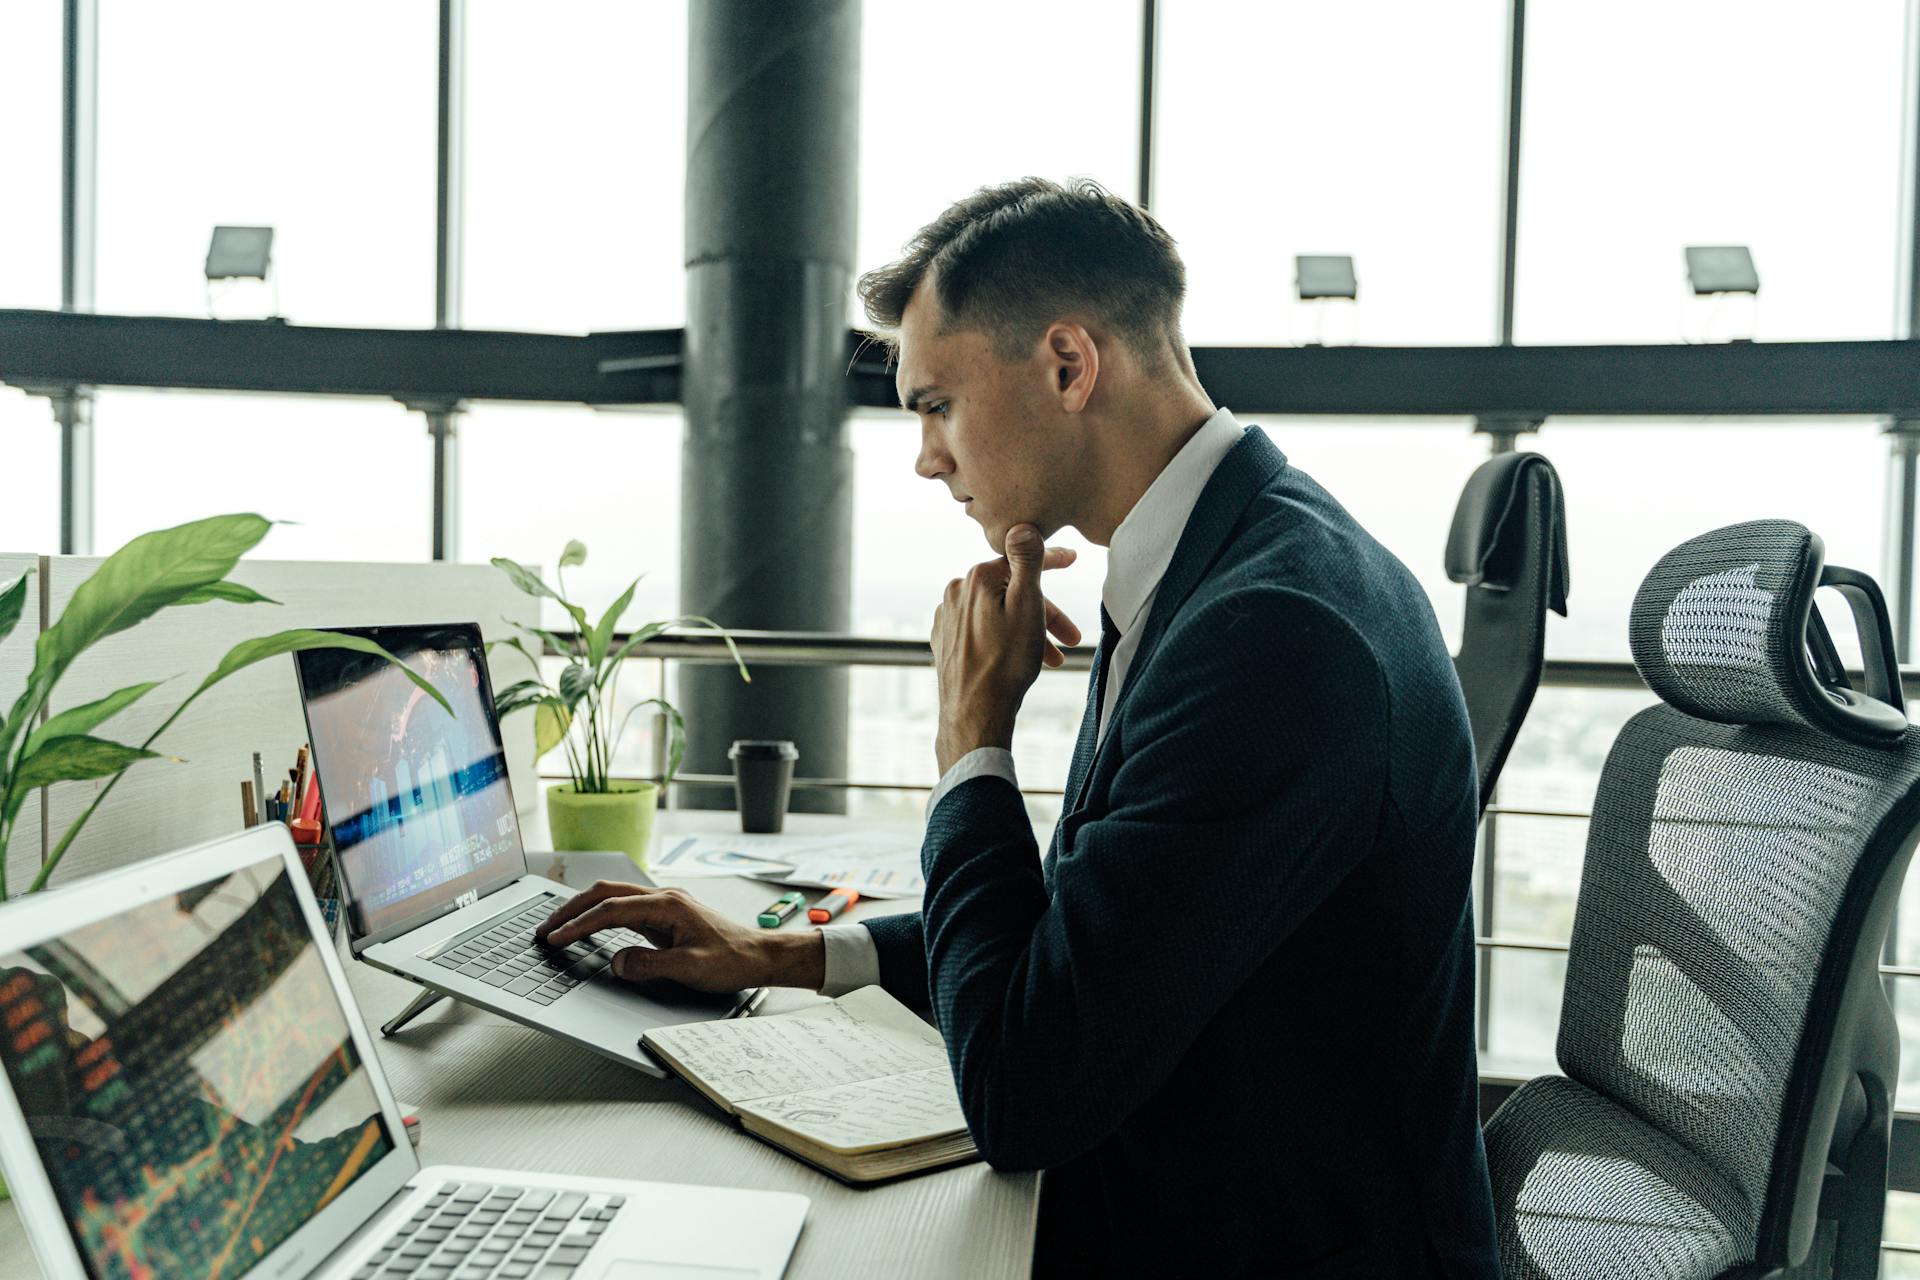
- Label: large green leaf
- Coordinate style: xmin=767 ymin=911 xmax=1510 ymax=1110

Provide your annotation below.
xmin=485 ymin=634 xmax=543 ymax=675
xmin=0 ymin=571 xmax=28 ymax=648
xmin=25 ymin=681 xmax=162 ymax=759
xmin=5 ymin=515 xmax=272 ymax=771
xmin=26 ymin=629 xmax=457 ymax=896
xmin=191 ymin=631 xmax=453 ymax=713
xmin=587 ymin=578 xmax=639 ymax=669
xmin=492 ymin=556 xmax=589 ymax=635
xmin=38 ymin=514 xmax=271 ymax=678
xmin=601 ymin=615 xmax=751 ymax=687
xmin=534 ymin=698 xmax=571 ymax=760
xmin=174 ymin=580 xmax=280 ymax=607
xmin=491 ymin=556 xmax=562 ymax=604
xmin=557 ymin=662 xmax=594 ymax=709
xmin=5 ymin=735 xmax=165 ymax=832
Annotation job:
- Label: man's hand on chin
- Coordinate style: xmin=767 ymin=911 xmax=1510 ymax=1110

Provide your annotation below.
xmin=931 ymin=524 xmax=1083 ymax=775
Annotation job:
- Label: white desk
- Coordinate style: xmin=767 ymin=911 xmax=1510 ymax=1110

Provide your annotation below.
xmin=0 ymin=811 xmax=1041 ymax=1279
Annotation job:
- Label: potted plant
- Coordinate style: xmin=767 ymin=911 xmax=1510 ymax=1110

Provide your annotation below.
xmin=488 ymin=541 xmax=747 ymax=867
xmin=0 ymin=513 xmax=452 ymax=1202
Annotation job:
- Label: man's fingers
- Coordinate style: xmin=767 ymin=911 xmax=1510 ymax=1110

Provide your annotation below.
xmin=1002 ymin=524 xmax=1046 ymax=600
xmin=537 ymin=879 xmax=651 ymax=940
xmin=543 ymin=894 xmax=670 ymax=948
xmin=1041 ymin=546 xmax=1077 ymax=572
xmin=1043 ymin=596 xmax=1082 ymax=646
xmin=611 ymin=944 xmax=681 ymax=984
xmin=1042 ymin=639 xmax=1065 ymax=668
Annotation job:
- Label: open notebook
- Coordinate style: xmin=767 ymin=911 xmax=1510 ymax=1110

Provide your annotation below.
xmin=641 ymin=985 xmax=979 ymax=1183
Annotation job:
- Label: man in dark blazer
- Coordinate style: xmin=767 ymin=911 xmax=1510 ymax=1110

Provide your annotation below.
xmin=541 ymin=179 xmax=1500 ymax=1277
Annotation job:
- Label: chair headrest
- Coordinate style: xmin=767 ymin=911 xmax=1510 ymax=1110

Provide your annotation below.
xmin=1444 ymin=451 xmax=1569 ymax=616
xmin=1628 ymin=519 xmax=1908 ymax=746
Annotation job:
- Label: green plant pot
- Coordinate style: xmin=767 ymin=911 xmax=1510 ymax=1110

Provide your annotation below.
xmin=545 ymin=781 xmax=659 ymax=870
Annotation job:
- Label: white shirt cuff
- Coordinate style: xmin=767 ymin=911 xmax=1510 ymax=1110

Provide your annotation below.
xmin=926 ymin=746 xmax=1018 ymax=821
xmin=818 ymin=923 xmax=884 ymax=997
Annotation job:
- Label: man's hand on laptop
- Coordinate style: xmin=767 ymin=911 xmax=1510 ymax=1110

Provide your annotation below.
xmin=535 ymin=882 xmax=825 ymax=992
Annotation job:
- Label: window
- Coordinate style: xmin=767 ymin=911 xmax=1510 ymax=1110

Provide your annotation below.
xmin=0 ymin=2 xmax=62 ymax=310
xmin=1515 ymin=1 xmax=1907 ymax=344
xmin=858 ymin=1 xmax=1140 ymax=298
xmin=463 ymin=1 xmax=688 ymax=334
xmin=459 ymin=403 xmax=682 ymax=631
xmin=1155 ymin=1 xmax=1508 ymax=345
xmin=0 ymin=388 xmax=60 ymax=551
xmin=95 ymin=1 xmax=437 ymax=327
xmin=1525 ymin=420 xmax=1887 ymax=659
xmin=92 ymin=391 xmax=430 ymax=560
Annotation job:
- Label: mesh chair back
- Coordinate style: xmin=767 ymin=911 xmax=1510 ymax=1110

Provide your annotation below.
xmin=1528 ymin=519 xmax=1919 ymax=1273
xmin=1447 ymin=451 xmax=1569 ymax=810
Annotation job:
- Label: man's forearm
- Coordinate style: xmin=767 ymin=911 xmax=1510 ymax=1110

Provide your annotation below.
xmin=762 ymin=929 xmax=826 ymax=990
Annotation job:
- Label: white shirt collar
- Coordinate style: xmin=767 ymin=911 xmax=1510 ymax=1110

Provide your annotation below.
xmin=1101 ymin=406 xmax=1245 ymax=637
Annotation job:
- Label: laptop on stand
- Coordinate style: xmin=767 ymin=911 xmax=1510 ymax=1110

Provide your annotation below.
xmin=0 ymin=824 xmax=808 ymax=1280
xmin=292 ymin=622 xmax=755 ymax=1077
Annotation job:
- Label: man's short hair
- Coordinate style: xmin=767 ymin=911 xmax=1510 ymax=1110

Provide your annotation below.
xmin=856 ymin=177 xmax=1188 ymax=368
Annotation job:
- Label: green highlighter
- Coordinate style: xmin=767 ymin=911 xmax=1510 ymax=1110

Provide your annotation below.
xmin=757 ymin=891 xmax=806 ymax=928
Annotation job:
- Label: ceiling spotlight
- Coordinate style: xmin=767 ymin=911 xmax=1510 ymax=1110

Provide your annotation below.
xmin=1683 ymin=245 xmax=1758 ymax=342
xmin=1293 ymin=255 xmax=1358 ymax=346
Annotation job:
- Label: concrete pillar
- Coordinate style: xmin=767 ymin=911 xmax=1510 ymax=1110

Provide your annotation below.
xmin=679 ymin=0 xmax=859 ymax=812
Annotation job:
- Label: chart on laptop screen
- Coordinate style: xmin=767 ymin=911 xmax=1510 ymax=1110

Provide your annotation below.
xmin=297 ymin=625 xmax=524 ymax=938
xmin=0 ymin=858 xmax=393 ymax=1280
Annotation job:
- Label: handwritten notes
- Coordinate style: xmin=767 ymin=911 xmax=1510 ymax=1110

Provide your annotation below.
xmin=644 ymin=986 xmax=978 ymax=1176
xmin=737 ymin=1067 xmax=967 ymax=1153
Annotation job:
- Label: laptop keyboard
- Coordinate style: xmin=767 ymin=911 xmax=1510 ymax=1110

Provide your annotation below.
xmin=355 ymin=1180 xmax=621 ymax=1279
xmin=429 ymin=897 xmax=648 ymax=1006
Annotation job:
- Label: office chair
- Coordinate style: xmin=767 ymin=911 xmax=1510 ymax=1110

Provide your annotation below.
xmin=1482 ymin=520 xmax=1919 ymax=1280
xmin=1446 ymin=450 xmax=1570 ymax=812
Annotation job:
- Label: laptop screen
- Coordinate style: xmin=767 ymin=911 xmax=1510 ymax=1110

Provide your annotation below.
xmin=0 ymin=855 xmax=396 ymax=1279
xmin=295 ymin=623 xmax=527 ymax=941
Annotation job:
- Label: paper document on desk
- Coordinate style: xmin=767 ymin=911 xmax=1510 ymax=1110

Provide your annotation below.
xmin=643 ymin=985 xmax=974 ymax=1180
xmin=652 ymin=831 xmax=926 ymax=898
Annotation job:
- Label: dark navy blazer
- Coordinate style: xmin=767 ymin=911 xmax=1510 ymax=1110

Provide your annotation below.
xmin=866 ymin=426 xmax=1500 ymax=1277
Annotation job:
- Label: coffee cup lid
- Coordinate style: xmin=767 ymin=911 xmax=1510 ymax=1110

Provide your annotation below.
xmin=729 ymin=739 xmax=799 ymax=761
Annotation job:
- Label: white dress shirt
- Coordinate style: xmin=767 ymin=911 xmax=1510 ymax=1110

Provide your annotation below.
xmin=817 ymin=407 xmax=1247 ymax=996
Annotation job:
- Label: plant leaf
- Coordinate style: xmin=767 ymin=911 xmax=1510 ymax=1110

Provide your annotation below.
xmin=23 ymin=629 xmax=460 ymax=895
xmin=534 ymin=698 xmax=571 ymax=760
xmin=557 ymin=662 xmax=594 ymax=709
xmin=191 ymin=631 xmax=453 ymax=716
xmin=587 ymin=578 xmax=639 ymax=669
xmin=25 ymin=681 xmax=163 ymax=759
xmin=174 ymin=580 xmax=280 ymax=607
xmin=0 ymin=571 xmax=28 ymax=648
xmin=516 ymin=623 xmax=579 ymax=661
xmin=485 ymin=634 xmax=543 ymax=675
xmin=4 ymin=514 xmax=273 ymax=772
xmin=491 ymin=556 xmax=562 ymax=604
xmin=601 ymin=615 xmax=751 ymax=687
xmin=5 ymin=735 xmax=166 ymax=833
xmin=558 ymin=540 xmax=588 ymax=570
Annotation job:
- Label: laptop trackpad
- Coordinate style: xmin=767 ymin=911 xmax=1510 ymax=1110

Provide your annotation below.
xmin=601 ymin=1264 xmax=757 ymax=1279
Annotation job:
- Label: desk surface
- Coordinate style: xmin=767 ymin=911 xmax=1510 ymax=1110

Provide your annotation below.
xmin=0 ymin=811 xmax=1040 ymax=1280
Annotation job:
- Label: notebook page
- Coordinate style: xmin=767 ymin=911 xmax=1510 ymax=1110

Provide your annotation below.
xmin=646 ymin=985 xmax=948 ymax=1106
xmin=735 ymin=1066 xmax=968 ymax=1153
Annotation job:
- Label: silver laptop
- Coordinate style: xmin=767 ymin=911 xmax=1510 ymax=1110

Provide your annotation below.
xmin=0 ymin=824 xmax=808 ymax=1280
xmin=293 ymin=622 xmax=755 ymax=1078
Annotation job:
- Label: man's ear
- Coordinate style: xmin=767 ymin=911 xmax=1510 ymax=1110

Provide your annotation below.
xmin=1043 ymin=322 xmax=1099 ymax=413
